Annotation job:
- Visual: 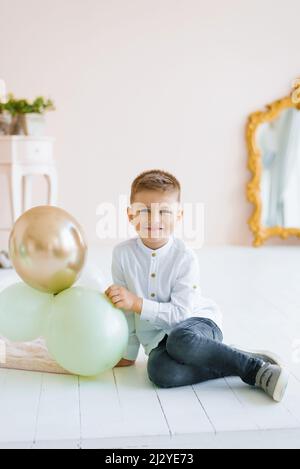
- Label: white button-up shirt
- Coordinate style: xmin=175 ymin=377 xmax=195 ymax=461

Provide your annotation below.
xmin=111 ymin=235 xmax=223 ymax=360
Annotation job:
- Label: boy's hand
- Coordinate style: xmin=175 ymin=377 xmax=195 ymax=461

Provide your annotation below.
xmin=105 ymin=284 xmax=142 ymax=314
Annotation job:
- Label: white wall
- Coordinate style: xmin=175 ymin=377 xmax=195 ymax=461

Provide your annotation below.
xmin=1 ymin=0 xmax=300 ymax=249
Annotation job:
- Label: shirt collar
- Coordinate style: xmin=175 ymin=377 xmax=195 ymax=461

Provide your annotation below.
xmin=136 ymin=234 xmax=174 ymax=257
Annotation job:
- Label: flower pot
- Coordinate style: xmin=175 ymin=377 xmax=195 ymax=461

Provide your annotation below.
xmin=25 ymin=113 xmax=46 ymax=136
xmin=0 ymin=112 xmax=11 ymax=135
xmin=8 ymin=113 xmax=46 ymax=136
xmin=9 ymin=114 xmax=26 ymax=135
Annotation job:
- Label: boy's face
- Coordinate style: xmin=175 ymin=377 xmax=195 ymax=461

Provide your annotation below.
xmin=127 ymin=190 xmax=183 ymax=243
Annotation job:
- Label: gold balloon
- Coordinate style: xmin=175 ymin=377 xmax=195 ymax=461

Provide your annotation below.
xmin=8 ymin=206 xmax=87 ymax=294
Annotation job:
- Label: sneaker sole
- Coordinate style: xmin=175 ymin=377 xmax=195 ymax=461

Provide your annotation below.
xmin=272 ymin=368 xmax=289 ymax=402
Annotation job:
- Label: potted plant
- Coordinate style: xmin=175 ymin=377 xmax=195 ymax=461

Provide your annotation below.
xmin=0 ymin=93 xmax=55 ymax=136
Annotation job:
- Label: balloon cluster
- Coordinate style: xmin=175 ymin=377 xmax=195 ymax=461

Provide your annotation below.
xmin=0 ymin=206 xmax=128 ymax=376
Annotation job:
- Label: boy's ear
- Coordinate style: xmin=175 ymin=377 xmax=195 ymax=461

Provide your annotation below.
xmin=177 ymin=207 xmax=183 ymax=221
xmin=127 ymin=206 xmax=133 ymax=223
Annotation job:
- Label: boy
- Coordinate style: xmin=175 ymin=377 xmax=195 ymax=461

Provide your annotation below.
xmin=105 ymin=169 xmax=289 ymax=402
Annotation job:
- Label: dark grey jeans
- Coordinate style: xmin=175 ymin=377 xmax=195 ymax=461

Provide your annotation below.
xmin=147 ymin=317 xmax=264 ymax=388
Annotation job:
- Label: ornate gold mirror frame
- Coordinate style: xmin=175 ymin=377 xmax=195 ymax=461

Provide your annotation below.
xmin=246 ymin=80 xmax=300 ymax=246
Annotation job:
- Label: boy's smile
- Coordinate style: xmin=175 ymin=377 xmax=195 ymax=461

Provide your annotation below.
xmin=127 ymin=189 xmax=183 ymax=250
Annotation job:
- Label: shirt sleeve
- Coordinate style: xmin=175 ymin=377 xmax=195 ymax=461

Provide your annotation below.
xmin=111 ymin=246 xmax=140 ymax=361
xmin=140 ymin=249 xmax=222 ymax=331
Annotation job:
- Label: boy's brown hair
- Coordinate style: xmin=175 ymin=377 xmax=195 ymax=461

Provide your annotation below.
xmin=130 ymin=169 xmax=181 ymax=204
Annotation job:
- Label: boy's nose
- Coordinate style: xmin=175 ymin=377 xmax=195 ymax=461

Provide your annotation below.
xmin=151 ymin=211 xmax=161 ymax=224
xmin=149 ymin=220 xmax=161 ymax=228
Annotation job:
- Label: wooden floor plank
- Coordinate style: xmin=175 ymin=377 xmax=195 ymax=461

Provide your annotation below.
xmin=79 ymin=368 xmax=124 ymax=442
xmin=112 ymin=361 xmax=170 ymax=437
xmin=34 ymin=373 xmax=81 ymax=448
xmin=0 ymin=370 xmax=41 ymax=445
xmin=193 ymin=378 xmax=259 ymax=432
xmin=153 ymin=384 xmax=214 ymax=435
xmin=224 ymin=376 xmax=300 ymax=430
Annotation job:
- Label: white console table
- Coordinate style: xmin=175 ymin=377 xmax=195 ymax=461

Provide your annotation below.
xmin=0 ymin=136 xmax=58 ymax=229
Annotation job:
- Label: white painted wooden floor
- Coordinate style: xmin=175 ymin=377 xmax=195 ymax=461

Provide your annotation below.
xmin=0 ymin=245 xmax=300 ymax=449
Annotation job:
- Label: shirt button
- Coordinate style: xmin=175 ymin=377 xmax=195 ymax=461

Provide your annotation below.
xmin=151 ymin=273 xmax=156 ymax=278
xmin=151 ymin=252 xmax=156 ymax=257
xmin=193 ymin=285 xmax=197 ymax=289
xmin=150 ymin=293 xmax=155 ymax=297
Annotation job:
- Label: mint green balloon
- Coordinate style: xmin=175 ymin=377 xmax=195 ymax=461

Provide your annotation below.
xmin=45 ymin=287 xmax=129 ymax=376
xmin=0 ymin=282 xmax=53 ymax=341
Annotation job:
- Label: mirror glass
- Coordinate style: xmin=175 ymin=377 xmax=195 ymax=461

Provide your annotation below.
xmin=256 ymin=107 xmax=300 ymax=227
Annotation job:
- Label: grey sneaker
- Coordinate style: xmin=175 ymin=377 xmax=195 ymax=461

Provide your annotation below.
xmin=255 ymin=363 xmax=289 ymax=402
xmin=229 ymin=344 xmax=283 ymax=367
